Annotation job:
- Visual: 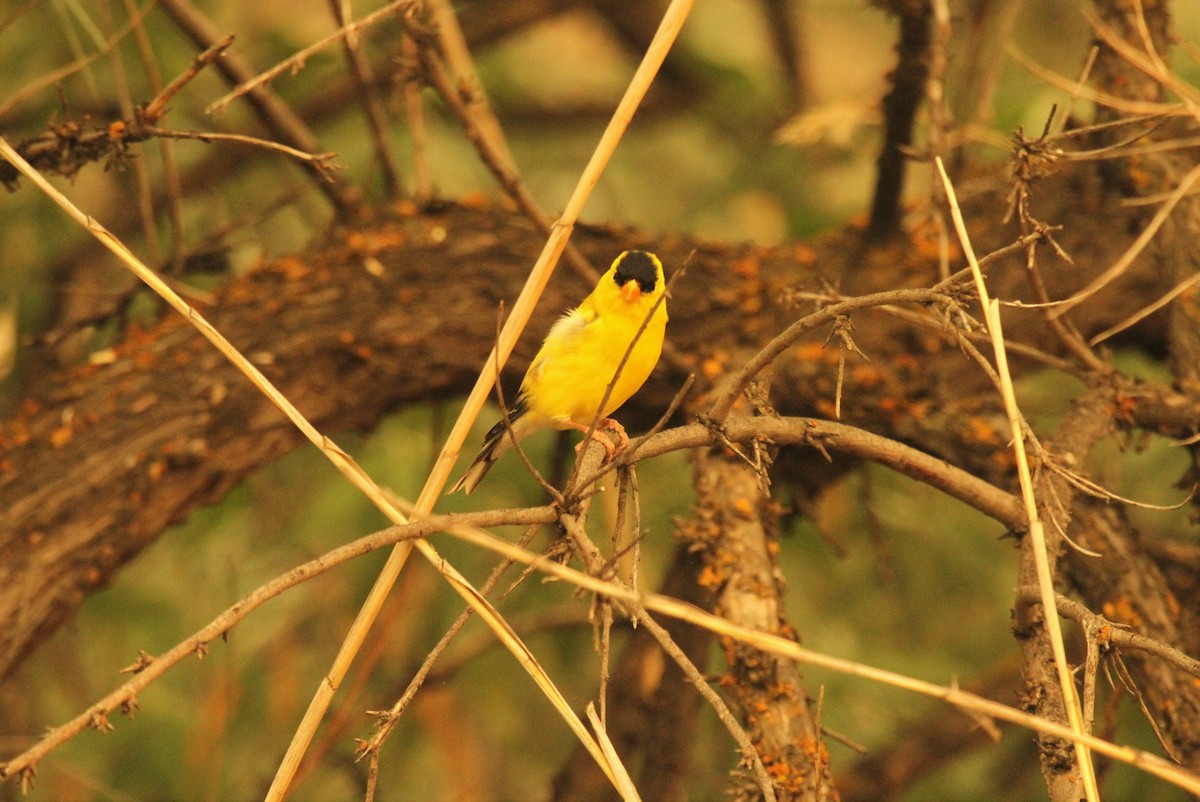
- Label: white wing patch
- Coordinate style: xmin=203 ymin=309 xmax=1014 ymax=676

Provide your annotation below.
xmin=545 ymin=307 xmax=590 ymax=341
xmin=528 ymin=307 xmax=590 ymax=384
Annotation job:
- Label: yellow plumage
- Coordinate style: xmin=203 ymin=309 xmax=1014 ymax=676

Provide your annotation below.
xmin=450 ymin=250 xmax=668 ymax=494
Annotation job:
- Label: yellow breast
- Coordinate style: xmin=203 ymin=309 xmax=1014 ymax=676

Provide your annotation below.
xmin=522 ymin=295 xmax=667 ymax=427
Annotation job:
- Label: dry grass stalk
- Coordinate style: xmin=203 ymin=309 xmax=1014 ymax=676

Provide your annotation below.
xmin=935 ymin=156 xmax=1099 ymax=802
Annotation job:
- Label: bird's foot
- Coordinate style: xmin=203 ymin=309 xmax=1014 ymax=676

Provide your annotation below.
xmin=572 ymin=419 xmax=628 ymax=461
xmin=596 ymin=418 xmax=629 ymax=452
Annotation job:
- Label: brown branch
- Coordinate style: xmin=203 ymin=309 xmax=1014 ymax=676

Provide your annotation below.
xmin=1021 ymin=593 xmax=1200 ymax=683
xmin=867 ymin=0 xmax=932 ymax=241
xmin=706 ymin=284 xmax=970 ymax=423
xmin=119 ymin=0 xmax=187 ymax=273
xmin=1062 ymin=501 xmax=1200 ymax=775
xmin=204 ymin=0 xmax=417 ymax=115
xmin=688 ymin=446 xmax=838 ymax=801
xmin=557 ymin=436 xmax=778 ymax=802
xmin=406 ymin=18 xmax=599 ymax=283
xmin=594 ymin=416 xmax=1024 ymax=530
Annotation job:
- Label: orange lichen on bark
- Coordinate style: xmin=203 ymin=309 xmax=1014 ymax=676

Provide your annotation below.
xmin=698 ymin=563 xmax=725 ymax=592
xmin=275 ymin=256 xmax=311 ymax=282
xmin=850 ymin=363 xmax=883 ymax=388
xmin=796 ymin=342 xmax=826 ymax=362
xmin=346 ymin=227 xmax=407 ymax=255
xmin=147 ymin=458 xmax=166 ymax=483
xmin=790 ymin=242 xmax=817 ymax=265
xmin=1102 ymin=597 xmax=1145 ymax=629
xmin=701 ymin=355 xmax=725 ymax=380
xmin=966 ymin=416 xmax=1002 ymax=445
xmin=49 ymin=425 xmax=73 ymax=449
xmin=1112 ymin=393 xmax=1138 ymax=425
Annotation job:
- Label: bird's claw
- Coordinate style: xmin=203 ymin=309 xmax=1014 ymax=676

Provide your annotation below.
xmin=573 ymin=418 xmax=628 ymax=462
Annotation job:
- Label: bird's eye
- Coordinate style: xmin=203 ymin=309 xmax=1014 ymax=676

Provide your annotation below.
xmin=613 ymin=250 xmax=659 ymax=294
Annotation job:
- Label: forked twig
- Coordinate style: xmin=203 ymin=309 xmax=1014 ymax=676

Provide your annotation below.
xmin=356 ymin=516 xmax=543 ymax=759
xmin=1050 ymin=161 xmax=1200 ymax=317
xmin=328 ymin=0 xmax=402 ymax=198
xmin=1088 ymin=270 xmax=1200 ymax=346
xmin=205 ymin=0 xmax=416 ymax=114
xmin=707 ymin=286 xmax=962 ymax=422
xmin=158 ymin=0 xmax=359 ymax=212
xmin=935 ymin=157 xmax=1099 ymax=802
xmin=406 ymin=20 xmax=598 ymax=283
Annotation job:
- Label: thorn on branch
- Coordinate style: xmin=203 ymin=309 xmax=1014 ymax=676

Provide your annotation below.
xmin=1004 ymin=123 xmax=1066 ymax=226
xmin=19 ymin=766 xmax=36 ymax=794
xmin=88 ymin=711 xmax=114 ymax=734
xmin=824 ymin=314 xmax=866 ymax=420
xmin=120 ymin=650 xmax=155 ymax=675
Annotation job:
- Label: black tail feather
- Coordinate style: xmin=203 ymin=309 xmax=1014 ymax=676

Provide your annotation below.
xmin=448 ymin=396 xmax=528 ymax=494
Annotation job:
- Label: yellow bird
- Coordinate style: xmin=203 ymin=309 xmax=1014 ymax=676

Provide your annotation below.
xmin=450 ymin=250 xmax=668 ymax=494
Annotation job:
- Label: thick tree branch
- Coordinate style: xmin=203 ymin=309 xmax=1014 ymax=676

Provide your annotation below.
xmin=2 ymin=157 xmax=1198 ymax=683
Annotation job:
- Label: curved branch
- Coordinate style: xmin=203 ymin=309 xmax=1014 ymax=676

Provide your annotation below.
xmin=598 ymin=416 xmax=1024 ymax=529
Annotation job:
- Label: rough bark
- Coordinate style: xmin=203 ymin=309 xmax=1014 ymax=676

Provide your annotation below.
xmin=687 ymin=448 xmax=838 ymax=802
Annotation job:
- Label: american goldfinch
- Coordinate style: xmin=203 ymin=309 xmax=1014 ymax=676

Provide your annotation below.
xmin=450 ymin=250 xmax=668 ymax=494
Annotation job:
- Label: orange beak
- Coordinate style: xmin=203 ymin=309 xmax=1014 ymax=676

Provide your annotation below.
xmin=620 ymin=279 xmax=642 ymax=303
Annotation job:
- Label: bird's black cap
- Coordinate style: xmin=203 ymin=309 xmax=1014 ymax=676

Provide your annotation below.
xmin=612 ymin=250 xmax=659 ymax=294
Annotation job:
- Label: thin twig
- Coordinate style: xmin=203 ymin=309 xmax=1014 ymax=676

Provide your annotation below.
xmin=707 ymin=286 xmax=963 ymax=422
xmin=158 ymin=0 xmax=360 ymax=213
xmin=357 ymin=520 xmax=542 ymax=759
xmin=400 ymin=33 xmax=433 ymax=201
xmin=119 ymin=0 xmax=186 ymax=272
xmin=585 ymin=703 xmax=642 ymax=802
xmin=936 ymin=156 xmax=1099 ymax=801
xmin=140 ymin=126 xmax=342 ymax=175
xmin=104 ymin=6 xmax=162 ymax=267
xmin=560 ymin=443 xmax=778 ymax=802
xmin=1050 ymin=162 xmax=1200 ymax=317
xmin=1088 ymin=270 xmax=1200 ymax=346
xmin=206 ymin=0 xmax=416 ymax=114
xmin=0 ymin=1 xmax=153 ymax=118
xmin=328 ymin=0 xmax=402 ymax=198
xmin=1007 ymin=43 xmax=1185 ymax=117
xmin=427 ymin=0 xmax=518 ymax=171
